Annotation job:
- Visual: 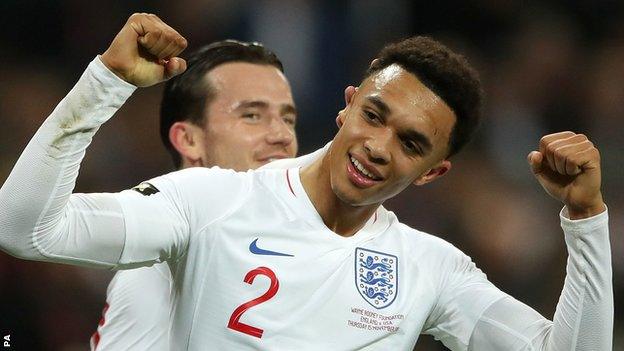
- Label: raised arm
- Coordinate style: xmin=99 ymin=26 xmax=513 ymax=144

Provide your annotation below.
xmin=0 ymin=14 xmax=188 ymax=268
xmin=424 ymin=132 xmax=612 ymax=350
xmin=469 ymin=132 xmax=612 ymax=350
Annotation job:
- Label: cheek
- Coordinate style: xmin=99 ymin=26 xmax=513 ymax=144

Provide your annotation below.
xmin=389 ymin=157 xmax=426 ymax=186
xmin=289 ymin=137 xmax=299 ymax=157
xmin=344 ymin=114 xmax=368 ymax=136
xmin=209 ymin=121 xmax=262 ymax=144
xmin=333 ymin=117 xmax=363 ymax=150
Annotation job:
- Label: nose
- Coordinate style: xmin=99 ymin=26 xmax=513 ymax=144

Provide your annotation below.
xmin=364 ymin=129 xmax=391 ymax=165
xmin=265 ymin=116 xmax=295 ymax=147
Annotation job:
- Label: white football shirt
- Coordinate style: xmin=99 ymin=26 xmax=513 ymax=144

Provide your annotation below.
xmin=113 ymin=166 xmax=507 ymax=350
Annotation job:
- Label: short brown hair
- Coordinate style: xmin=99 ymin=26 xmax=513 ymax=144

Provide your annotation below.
xmin=160 ymin=40 xmax=284 ymax=169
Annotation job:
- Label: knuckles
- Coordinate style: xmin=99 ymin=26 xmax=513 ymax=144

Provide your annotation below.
xmin=126 ymin=12 xmax=187 ymax=50
xmin=538 ymin=132 xmax=600 ymax=166
xmin=128 ymin=12 xmax=148 ymax=22
xmin=175 ymin=36 xmax=188 ymax=49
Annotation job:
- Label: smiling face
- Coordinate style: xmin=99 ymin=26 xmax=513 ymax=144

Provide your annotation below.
xmin=328 ymin=64 xmax=456 ymax=206
xmin=197 ymin=62 xmax=298 ymax=170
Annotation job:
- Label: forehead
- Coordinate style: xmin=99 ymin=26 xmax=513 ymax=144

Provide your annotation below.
xmin=205 ymin=62 xmax=294 ymax=105
xmin=361 ymin=64 xmax=456 ymax=152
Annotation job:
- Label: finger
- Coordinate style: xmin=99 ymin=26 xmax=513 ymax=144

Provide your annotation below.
xmin=138 ymin=28 xmax=163 ymax=51
xmin=565 ymin=155 xmax=581 ymax=176
xmin=556 ymin=140 xmax=593 ymax=175
xmin=565 ymin=141 xmax=599 ymax=174
xmin=551 ymin=139 xmax=576 ymax=175
xmin=147 ymin=15 xmax=186 ymax=58
xmin=128 ymin=13 xmax=150 ymax=37
xmin=154 ymin=36 xmax=186 ymax=59
xmin=143 ymin=30 xmax=182 ymax=59
xmin=166 ymin=36 xmax=187 ymax=58
xmin=137 ymin=15 xmax=176 ymax=58
xmin=159 ymin=34 xmax=187 ymax=59
xmin=539 ymin=131 xmax=576 ymax=148
xmin=539 ymin=133 xmax=585 ymax=174
xmin=164 ymin=57 xmax=187 ymax=79
xmin=527 ymin=151 xmax=543 ymax=175
xmin=543 ymin=146 xmax=557 ymax=174
xmin=156 ymin=39 xmax=180 ymax=60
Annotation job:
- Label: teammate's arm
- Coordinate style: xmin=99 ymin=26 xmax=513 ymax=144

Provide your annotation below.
xmin=0 ymin=14 xmax=189 ymax=267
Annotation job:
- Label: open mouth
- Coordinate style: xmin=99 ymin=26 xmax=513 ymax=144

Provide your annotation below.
xmin=346 ymin=153 xmax=383 ymax=189
xmin=349 ymin=155 xmax=382 ymax=181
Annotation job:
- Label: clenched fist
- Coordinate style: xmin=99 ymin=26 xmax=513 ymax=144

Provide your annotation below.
xmin=528 ymin=131 xmax=606 ymax=219
xmin=101 ymin=13 xmax=187 ymax=87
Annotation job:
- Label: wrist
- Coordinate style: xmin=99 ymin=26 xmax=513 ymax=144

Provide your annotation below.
xmin=100 ymin=52 xmax=130 ymax=82
xmin=566 ymin=200 xmax=606 ymax=220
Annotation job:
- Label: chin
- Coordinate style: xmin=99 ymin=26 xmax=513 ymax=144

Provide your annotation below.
xmin=331 ymin=181 xmax=378 ymax=208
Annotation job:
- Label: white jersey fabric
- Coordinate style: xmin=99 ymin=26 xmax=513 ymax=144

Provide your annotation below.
xmin=90 ymin=146 xmax=330 ymax=351
xmin=0 ymin=57 xmax=613 ymax=350
xmin=91 ymin=264 xmax=172 ymax=350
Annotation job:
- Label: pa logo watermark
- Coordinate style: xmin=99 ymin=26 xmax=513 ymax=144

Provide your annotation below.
xmin=3 ymin=334 xmax=9 ymax=348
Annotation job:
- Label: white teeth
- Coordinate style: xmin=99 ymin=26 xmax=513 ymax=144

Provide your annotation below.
xmin=268 ymin=158 xmax=277 ymax=162
xmin=350 ymin=156 xmax=378 ymax=180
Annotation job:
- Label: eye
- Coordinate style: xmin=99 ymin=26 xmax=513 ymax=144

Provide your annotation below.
xmin=402 ymin=139 xmax=422 ymax=155
xmin=282 ymin=115 xmax=296 ymax=127
xmin=242 ymin=112 xmax=261 ymax=121
xmin=363 ymin=110 xmax=381 ymax=124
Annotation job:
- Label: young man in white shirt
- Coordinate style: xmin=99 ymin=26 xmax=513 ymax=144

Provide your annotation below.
xmin=90 ymin=39 xmax=298 ymax=350
xmin=0 ymin=13 xmax=612 ymax=350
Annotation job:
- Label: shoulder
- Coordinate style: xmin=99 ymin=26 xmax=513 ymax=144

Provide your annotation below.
xmin=160 ymin=166 xmax=252 ymax=191
xmin=388 ymin=219 xmax=476 ymax=280
xmin=161 ymin=167 xmax=286 ymax=230
xmin=136 ymin=166 xmax=254 ymax=207
xmin=393 ymin=220 xmax=467 ymax=260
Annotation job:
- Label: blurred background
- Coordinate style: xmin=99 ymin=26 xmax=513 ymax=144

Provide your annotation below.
xmin=0 ymin=0 xmax=622 ymax=350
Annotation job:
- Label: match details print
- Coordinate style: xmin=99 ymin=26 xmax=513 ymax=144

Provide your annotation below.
xmin=347 ymin=307 xmax=403 ymax=333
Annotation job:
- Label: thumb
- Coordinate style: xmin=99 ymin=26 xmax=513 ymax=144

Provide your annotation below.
xmin=164 ymin=57 xmax=187 ymax=79
xmin=527 ymin=151 xmax=543 ymax=175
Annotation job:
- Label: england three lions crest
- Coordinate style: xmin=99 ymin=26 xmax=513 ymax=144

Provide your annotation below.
xmin=355 ymin=248 xmax=398 ymax=309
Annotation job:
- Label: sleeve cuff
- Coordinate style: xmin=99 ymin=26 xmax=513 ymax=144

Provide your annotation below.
xmin=63 ymin=56 xmax=138 ymax=126
xmin=92 ymin=55 xmax=138 ymax=91
xmin=560 ymin=205 xmax=609 ymax=234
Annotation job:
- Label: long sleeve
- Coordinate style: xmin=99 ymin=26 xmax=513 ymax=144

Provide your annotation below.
xmin=0 ymin=57 xmax=136 ymax=267
xmin=468 ymin=208 xmax=612 ymax=350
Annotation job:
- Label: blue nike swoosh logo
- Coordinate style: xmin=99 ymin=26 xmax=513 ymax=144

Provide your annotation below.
xmin=249 ymin=238 xmax=294 ymax=257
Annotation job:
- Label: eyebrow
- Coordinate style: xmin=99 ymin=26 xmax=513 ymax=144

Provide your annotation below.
xmin=234 ymin=100 xmax=270 ymax=110
xmin=366 ymin=96 xmax=433 ymax=154
xmin=366 ymin=96 xmax=391 ymax=117
xmin=234 ymin=100 xmax=297 ymax=117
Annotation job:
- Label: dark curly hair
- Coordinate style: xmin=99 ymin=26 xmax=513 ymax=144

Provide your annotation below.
xmin=367 ymin=36 xmax=483 ymax=158
xmin=160 ymin=40 xmax=284 ymax=169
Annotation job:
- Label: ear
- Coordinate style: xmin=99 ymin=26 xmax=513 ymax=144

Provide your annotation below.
xmin=336 ymin=85 xmax=358 ymax=128
xmin=413 ymin=160 xmax=452 ymax=186
xmin=344 ymin=85 xmax=357 ymax=105
xmin=369 ymin=58 xmax=380 ymax=69
xmin=169 ymin=121 xmax=206 ymax=167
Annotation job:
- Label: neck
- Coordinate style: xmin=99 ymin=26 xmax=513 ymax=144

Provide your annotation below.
xmin=300 ymin=152 xmax=379 ymax=237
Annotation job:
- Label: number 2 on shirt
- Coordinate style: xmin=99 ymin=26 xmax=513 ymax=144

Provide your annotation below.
xmin=227 ymin=266 xmax=279 ymax=338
